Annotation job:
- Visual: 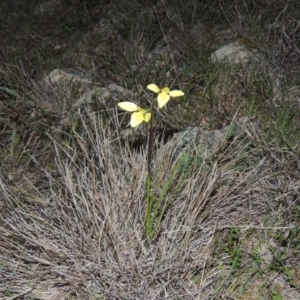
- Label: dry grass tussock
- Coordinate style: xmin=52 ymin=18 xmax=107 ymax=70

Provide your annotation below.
xmin=1 ymin=104 xmax=299 ymax=299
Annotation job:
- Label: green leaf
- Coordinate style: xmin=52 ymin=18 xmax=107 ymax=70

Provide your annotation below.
xmin=0 ymin=86 xmax=20 ymax=98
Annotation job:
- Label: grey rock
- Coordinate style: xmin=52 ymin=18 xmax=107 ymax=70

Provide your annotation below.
xmin=210 ymin=41 xmax=260 ymax=64
xmin=167 ymin=124 xmax=237 ymax=159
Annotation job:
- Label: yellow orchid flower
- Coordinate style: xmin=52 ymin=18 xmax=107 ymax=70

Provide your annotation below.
xmin=118 ymin=102 xmax=151 ymax=127
xmin=147 ymin=83 xmax=184 ymax=108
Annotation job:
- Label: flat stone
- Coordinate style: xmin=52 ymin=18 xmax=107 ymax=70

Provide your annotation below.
xmin=166 ymin=125 xmax=237 ymax=159
xmin=211 ymin=41 xmax=258 ymax=64
xmin=43 ymin=69 xmax=93 ymax=85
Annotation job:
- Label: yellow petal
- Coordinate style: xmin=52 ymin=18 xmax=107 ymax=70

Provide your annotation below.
xmin=169 ymin=90 xmax=184 ymax=97
xmin=157 ymin=92 xmax=170 ymax=108
xmin=131 ymin=111 xmax=144 ymax=127
xmin=147 ymin=83 xmax=160 ymax=93
xmin=161 ymin=87 xmax=170 ymax=93
xmin=118 ymin=102 xmax=138 ymax=112
xmin=144 ymin=112 xmax=151 ymax=122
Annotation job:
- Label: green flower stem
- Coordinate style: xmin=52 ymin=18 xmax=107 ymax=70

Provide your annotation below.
xmin=145 ymin=173 xmax=154 ymax=240
xmin=144 ymin=98 xmax=156 ymax=244
xmin=147 ymin=98 xmax=155 ymax=175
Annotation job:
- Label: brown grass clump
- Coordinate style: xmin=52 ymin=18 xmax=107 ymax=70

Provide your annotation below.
xmin=1 ymin=103 xmax=299 ymax=298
